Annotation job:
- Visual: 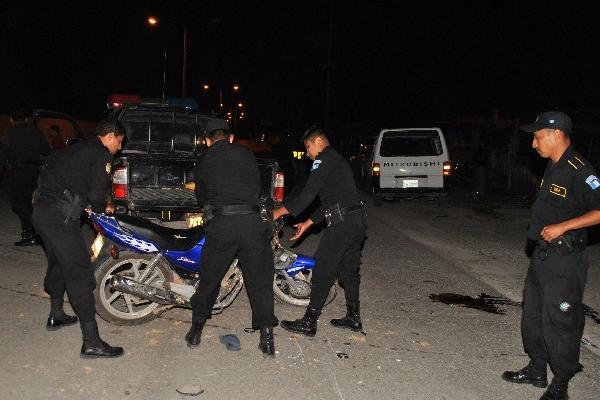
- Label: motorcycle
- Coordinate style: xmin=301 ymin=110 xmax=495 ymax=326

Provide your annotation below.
xmin=88 ymin=211 xmax=335 ymax=325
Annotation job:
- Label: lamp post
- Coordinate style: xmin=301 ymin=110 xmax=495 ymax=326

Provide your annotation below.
xmin=148 ymin=16 xmax=221 ymax=98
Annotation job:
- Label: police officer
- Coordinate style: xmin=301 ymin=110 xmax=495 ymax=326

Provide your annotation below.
xmin=273 ymin=126 xmax=366 ymax=336
xmin=502 ymin=111 xmax=600 ymax=400
xmin=186 ymin=120 xmax=278 ymax=357
xmin=32 ymin=119 xmax=126 ymax=358
xmin=0 ymin=108 xmax=51 ymax=246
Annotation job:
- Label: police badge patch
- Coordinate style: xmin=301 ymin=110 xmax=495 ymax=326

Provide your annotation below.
xmin=311 ymin=160 xmax=322 ymax=171
xmin=105 ymin=163 xmax=111 ymax=174
xmin=585 ymin=175 xmax=600 ymax=190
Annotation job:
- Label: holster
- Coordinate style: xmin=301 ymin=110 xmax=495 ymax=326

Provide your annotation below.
xmin=260 ymin=200 xmax=274 ymax=224
xmin=550 ymin=230 xmax=587 ymax=256
xmin=202 ymin=205 xmax=215 ymax=224
xmin=324 ymin=202 xmax=365 ymax=228
xmin=58 ymin=188 xmax=85 ymax=224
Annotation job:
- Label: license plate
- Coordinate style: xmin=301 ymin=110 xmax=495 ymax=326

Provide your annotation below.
xmin=186 ymin=212 xmax=204 ymax=228
xmin=402 ymin=179 xmax=419 ymax=188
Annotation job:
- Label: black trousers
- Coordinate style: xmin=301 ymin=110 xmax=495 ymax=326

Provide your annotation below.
xmin=190 ymin=214 xmax=278 ymax=328
xmin=32 ymin=205 xmax=97 ymax=323
xmin=309 ymin=213 xmax=366 ymax=311
xmin=521 ymin=244 xmax=588 ymax=379
xmin=9 ymin=167 xmax=39 ymax=230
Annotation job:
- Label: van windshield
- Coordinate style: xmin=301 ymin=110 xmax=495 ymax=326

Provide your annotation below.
xmin=380 ymin=130 xmax=442 ymax=157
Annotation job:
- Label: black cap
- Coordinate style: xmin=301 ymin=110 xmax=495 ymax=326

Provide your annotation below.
xmin=205 ymin=119 xmax=230 ymax=134
xmin=520 ymin=111 xmax=573 ymax=134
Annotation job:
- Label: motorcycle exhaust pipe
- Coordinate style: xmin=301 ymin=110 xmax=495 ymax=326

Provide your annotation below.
xmin=109 ymin=275 xmax=189 ymax=306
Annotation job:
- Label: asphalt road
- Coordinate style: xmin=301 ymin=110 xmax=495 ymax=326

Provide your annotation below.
xmin=1 ymin=181 xmax=599 ymax=400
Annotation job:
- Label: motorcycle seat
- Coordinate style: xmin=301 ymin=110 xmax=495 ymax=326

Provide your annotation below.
xmin=114 ymin=214 xmax=205 ymax=251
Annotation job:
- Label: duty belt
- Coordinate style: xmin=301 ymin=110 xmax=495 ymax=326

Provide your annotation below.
xmin=203 ymin=204 xmax=260 ymax=222
xmin=536 ymin=230 xmax=586 ymax=260
xmin=324 ymin=202 xmax=365 ymax=227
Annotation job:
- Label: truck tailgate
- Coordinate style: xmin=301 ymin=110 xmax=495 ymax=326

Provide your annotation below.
xmin=127 ymin=187 xmax=199 ymax=211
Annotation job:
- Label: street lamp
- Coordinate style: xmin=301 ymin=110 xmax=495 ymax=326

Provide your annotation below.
xmin=148 ymin=16 xmax=221 ymax=98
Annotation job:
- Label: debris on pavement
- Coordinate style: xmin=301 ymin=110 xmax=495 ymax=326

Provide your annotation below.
xmin=176 ymin=385 xmax=204 ymax=396
xmin=219 ymin=334 xmax=241 ymax=351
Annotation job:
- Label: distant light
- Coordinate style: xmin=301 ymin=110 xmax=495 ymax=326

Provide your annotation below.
xmin=202 ymin=84 xmax=209 ymax=90
xmin=237 ymin=102 xmax=243 ymax=108
xmin=232 ymin=85 xmax=240 ymax=91
xmin=148 ymin=16 xmax=158 ymax=25
xmin=219 ymin=103 xmax=223 ymax=108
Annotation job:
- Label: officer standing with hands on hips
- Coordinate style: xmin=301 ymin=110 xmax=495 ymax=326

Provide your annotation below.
xmin=273 ymin=126 xmax=366 ymax=336
xmin=502 ymin=111 xmax=600 ymax=400
xmin=185 ymin=119 xmax=278 ymax=358
xmin=32 ymin=119 xmax=126 ymax=358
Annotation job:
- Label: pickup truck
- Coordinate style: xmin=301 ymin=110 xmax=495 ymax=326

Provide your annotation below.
xmin=106 ymin=94 xmax=284 ymax=223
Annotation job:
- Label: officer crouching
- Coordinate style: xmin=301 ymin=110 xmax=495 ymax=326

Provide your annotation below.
xmin=32 ymin=119 xmax=126 ymax=358
xmin=501 ymin=111 xmax=600 ymax=399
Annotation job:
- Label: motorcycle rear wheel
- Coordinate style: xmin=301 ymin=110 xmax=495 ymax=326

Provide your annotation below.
xmin=94 ymin=253 xmax=173 ymax=325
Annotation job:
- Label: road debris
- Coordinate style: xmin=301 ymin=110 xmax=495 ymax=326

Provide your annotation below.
xmin=176 ymin=385 xmax=204 ymax=396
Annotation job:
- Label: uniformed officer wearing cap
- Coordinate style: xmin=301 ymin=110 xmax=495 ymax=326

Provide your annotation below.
xmin=185 ymin=119 xmax=278 ymax=358
xmin=501 ymin=111 xmax=600 ymax=400
xmin=32 ymin=119 xmax=126 ymax=358
xmin=273 ymin=126 xmax=367 ymax=337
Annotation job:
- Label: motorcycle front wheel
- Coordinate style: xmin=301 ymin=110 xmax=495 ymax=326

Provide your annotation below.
xmin=273 ymin=269 xmax=336 ymax=307
xmin=94 ymin=253 xmax=172 ymax=325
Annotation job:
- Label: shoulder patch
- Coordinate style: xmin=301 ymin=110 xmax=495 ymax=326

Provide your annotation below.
xmin=311 ymin=159 xmax=322 ymax=171
xmin=105 ymin=163 xmax=111 ymax=174
xmin=585 ymin=175 xmax=600 ymax=190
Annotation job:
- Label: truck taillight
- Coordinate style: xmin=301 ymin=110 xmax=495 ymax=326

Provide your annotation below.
xmin=112 ymin=166 xmax=128 ymax=199
xmin=372 ymin=162 xmax=380 ymax=177
xmin=443 ymin=161 xmax=452 ymax=176
xmin=273 ymin=171 xmax=285 ymax=202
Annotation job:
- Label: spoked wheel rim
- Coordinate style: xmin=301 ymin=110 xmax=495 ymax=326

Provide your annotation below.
xmin=98 ymin=258 xmax=168 ymax=320
xmin=213 ymin=259 xmax=244 ymax=312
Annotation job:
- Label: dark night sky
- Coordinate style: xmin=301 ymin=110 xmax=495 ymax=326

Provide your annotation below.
xmin=2 ymin=1 xmax=600 ymax=131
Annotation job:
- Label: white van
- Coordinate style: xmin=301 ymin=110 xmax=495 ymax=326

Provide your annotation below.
xmin=367 ymin=127 xmax=451 ymax=206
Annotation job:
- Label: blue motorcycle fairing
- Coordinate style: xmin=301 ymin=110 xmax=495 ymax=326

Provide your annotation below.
xmin=163 ymin=242 xmax=204 ymax=272
xmin=92 ymin=213 xmax=159 ymax=253
xmin=286 ymin=254 xmax=316 ymax=277
xmin=90 ymin=212 xmax=317 ymax=277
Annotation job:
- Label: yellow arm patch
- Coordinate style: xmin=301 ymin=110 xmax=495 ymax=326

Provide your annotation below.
xmin=105 ymin=163 xmax=111 ymax=174
xmin=549 ymin=184 xmax=567 ymax=198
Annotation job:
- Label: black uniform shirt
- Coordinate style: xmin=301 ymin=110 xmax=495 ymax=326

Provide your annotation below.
xmin=36 ymin=137 xmax=113 ymax=212
xmin=0 ymin=122 xmax=51 ymax=168
xmin=528 ymin=146 xmax=600 ymax=240
xmin=194 ymin=140 xmax=261 ymax=207
xmin=284 ymin=146 xmax=360 ymax=224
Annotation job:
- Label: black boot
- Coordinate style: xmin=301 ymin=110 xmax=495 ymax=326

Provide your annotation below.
xmin=330 ymin=302 xmax=362 ymax=332
xmin=501 ymin=361 xmax=548 ymax=388
xmin=258 ymin=327 xmax=275 ymax=358
xmin=46 ymin=298 xmax=78 ymax=331
xmin=540 ymin=376 xmax=569 ymax=400
xmin=281 ymin=307 xmax=321 ymax=337
xmin=14 ymin=228 xmax=38 ymax=247
xmin=185 ymin=318 xmax=205 ymax=348
xmin=80 ymin=320 xmax=124 ymax=358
